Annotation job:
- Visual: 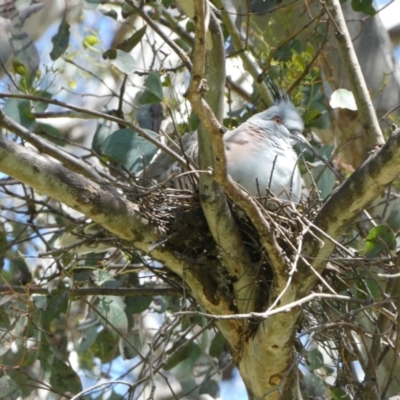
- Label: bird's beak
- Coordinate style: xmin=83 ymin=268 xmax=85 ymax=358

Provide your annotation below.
xmin=291 ymin=131 xmax=307 ymax=144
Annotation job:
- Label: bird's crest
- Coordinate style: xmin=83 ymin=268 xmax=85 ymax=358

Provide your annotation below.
xmin=266 ymin=78 xmax=292 ymax=106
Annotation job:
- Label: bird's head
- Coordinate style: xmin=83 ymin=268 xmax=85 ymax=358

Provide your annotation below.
xmin=249 ymin=81 xmax=305 ymax=144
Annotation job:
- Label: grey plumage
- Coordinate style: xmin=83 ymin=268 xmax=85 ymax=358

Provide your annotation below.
xmin=143 ymin=84 xmax=305 ymax=203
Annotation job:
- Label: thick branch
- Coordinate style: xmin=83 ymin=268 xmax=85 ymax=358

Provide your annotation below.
xmin=0 ymin=136 xmax=242 ymax=347
xmin=189 ymin=3 xmax=257 ymax=315
xmin=0 ymin=108 xmax=118 ymax=195
xmin=299 ymin=127 xmax=400 ymax=297
xmin=0 ymin=93 xmax=190 ymax=172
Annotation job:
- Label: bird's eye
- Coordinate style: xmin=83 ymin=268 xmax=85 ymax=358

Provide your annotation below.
xmin=272 ymin=116 xmax=283 ymax=124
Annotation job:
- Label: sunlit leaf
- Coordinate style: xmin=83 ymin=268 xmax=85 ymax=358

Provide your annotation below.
xmin=330 ymin=88 xmax=357 ymax=111
xmin=95 ymin=296 xmax=128 ymax=335
xmin=103 ymin=49 xmax=137 ymax=74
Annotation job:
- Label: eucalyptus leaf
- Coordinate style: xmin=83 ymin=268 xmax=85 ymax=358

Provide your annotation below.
xmin=330 ymin=88 xmax=357 ymax=111
xmin=351 ymin=0 xmax=376 ymax=15
xmin=101 ymin=128 xmax=159 ymax=173
xmin=117 ymin=25 xmax=147 ymax=52
xmin=364 ymin=224 xmax=396 ymax=258
xmin=50 ymin=17 xmax=70 ymax=60
xmin=0 ymin=375 xmax=22 ymax=400
xmin=95 ymin=296 xmax=128 ymax=334
xmin=103 ymin=49 xmax=137 ymax=74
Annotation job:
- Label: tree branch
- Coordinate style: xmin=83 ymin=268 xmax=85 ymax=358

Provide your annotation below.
xmin=0 ymin=135 xmax=243 ymax=348
xmin=0 ymin=108 xmax=119 ymax=195
xmin=0 ymin=285 xmax=181 ymax=297
xmin=0 ymin=92 xmax=191 ymax=172
xmin=323 ymin=0 xmax=385 ymax=148
xmin=299 ymin=127 xmax=400 ymax=297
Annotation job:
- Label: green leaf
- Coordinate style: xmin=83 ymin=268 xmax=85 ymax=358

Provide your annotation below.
xmin=50 ymin=17 xmax=70 ymax=60
xmin=92 ymin=120 xmax=113 ymax=154
xmin=39 ymin=343 xmax=82 ymax=394
xmin=0 ymin=323 xmax=13 ymax=357
xmin=101 ymin=128 xmax=159 ymax=173
xmin=329 ymin=386 xmax=351 ymax=400
xmin=209 ymin=332 xmax=227 ymax=357
xmin=49 ymin=357 xmax=82 ymax=394
xmin=95 ymin=296 xmax=128 ymax=335
xmin=273 ymin=39 xmax=301 ymax=62
xmin=38 ymin=293 xmax=68 ymax=329
xmin=0 ymin=375 xmax=22 ymax=400
xmin=330 ymin=88 xmax=357 ymax=111
xmin=121 ymin=2 xmax=137 ymax=18
xmin=364 ymin=224 xmax=396 ymax=258
xmin=77 ymin=324 xmax=99 ymax=353
xmin=116 ymin=25 xmax=147 ymax=52
xmin=125 ymin=295 xmax=152 ymax=315
xmin=301 ymin=373 xmax=326 ymax=397
xmin=103 ymin=49 xmax=137 ymax=74
xmin=33 ymin=295 xmax=47 ymax=310
xmin=308 ymin=348 xmax=324 ymax=371
xmin=165 ymin=342 xmax=201 ymax=370
xmin=351 ymin=0 xmax=376 ymax=15
xmin=33 ymin=91 xmax=52 ymax=113
xmin=119 ymin=329 xmax=145 ymax=359
xmin=89 ymin=328 xmax=118 ymax=362
xmin=139 ymin=71 xmax=164 ymax=104
xmin=37 ymin=123 xmax=64 ymax=146
xmin=100 ymin=8 xmax=118 ymax=19
xmin=199 ymin=379 xmax=220 ymax=398
xmin=91 ymin=270 xmax=116 ymax=287
xmin=3 ymin=98 xmax=36 ymax=129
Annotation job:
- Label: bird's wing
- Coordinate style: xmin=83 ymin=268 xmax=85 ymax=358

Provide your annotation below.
xmin=142 ymin=131 xmax=198 ymax=186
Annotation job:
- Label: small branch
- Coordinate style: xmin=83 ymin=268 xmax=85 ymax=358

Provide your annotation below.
xmin=175 ymin=292 xmax=371 ymax=321
xmin=125 ymin=0 xmax=192 ymax=71
xmin=323 ymin=0 xmax=384 ymax=149
xmin=0 ymin=136 xmax=243 ymax=347
xmin=0 ymin=285 xmax=181 ymax=297
xmin=0 ymin=92 xmax=191 ymax=173
xmin=0 ymin=108 xmax=119 ymax=195
xmin=187 ymin=1 xmax=290 ymax=306
xmin=299 ymin=127 xmax=400 ymax=298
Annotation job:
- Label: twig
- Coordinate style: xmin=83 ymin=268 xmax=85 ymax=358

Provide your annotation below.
xmin=0 ymin=92 xmax=192 ymax=173
xmin=125 ymin=0 xmax=192 ymax=71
